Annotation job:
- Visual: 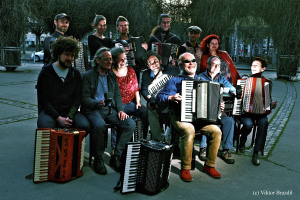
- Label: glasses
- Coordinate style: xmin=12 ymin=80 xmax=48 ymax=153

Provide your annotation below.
xmin=210 ymin=42 xmax=219 ymax=46
xmin=102 ymin=58 xmax=112 ymax=62
xmin=118 ymin=24 xmax=128 ymax=27
xmin=183 ymin=59 xmax=196 ymax=63
xmin=212 ymin=63 xmax=221 ymax=68
xmin=148 ymin=59 xmax=159 ymax=66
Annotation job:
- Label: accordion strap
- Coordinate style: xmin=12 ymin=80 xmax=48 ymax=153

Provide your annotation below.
xmin=114 ymin=179 xmax=122 ymax=192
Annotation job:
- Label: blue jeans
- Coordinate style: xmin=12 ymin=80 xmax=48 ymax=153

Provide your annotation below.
xmin=37 ymin=110 xmax=90 ymax=131
xmin=111 ymin=102 xmax=148 ymax=149
xmin=200 ymin=116 xmax=235 ymax=150
xmin=83 ymin=107 xmax=135 ymax=158
xmin=239 ymin=115 xmax=268 ymax=153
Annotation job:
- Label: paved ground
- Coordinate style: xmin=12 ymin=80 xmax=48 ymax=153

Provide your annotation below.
xmin=0 ymin=61 xmax=299 ymax=200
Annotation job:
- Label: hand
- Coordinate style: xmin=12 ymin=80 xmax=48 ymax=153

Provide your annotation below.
xmin=57 ymin=116 xmax=73 ymax=128
xmin=169 ymin=93 xmax=182 ymax=103
xmin=136 ymin=102 xmax=142 ymax=110
xmin=220 ymin=102 xmax=225 ymax=112
xmin=118 ymin=111 xmax=129 ymax=121
xmin=98 ymin=99 xmax=105 ymax=108
xmin=271 ymin=101 xmax=277 ymax=109
xmin=141 ymin=42 xmax=148 ymax=50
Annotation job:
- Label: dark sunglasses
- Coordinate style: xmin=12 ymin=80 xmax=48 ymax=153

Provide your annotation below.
xmin=183 ymin=59 xmax=196 ymax=63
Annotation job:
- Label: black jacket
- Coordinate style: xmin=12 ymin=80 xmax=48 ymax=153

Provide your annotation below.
xmin=36 ymin=63 xmax=82 ymax=119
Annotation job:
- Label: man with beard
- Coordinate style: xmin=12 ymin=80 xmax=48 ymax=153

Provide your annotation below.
xmin=37 ymin=36 xmax=90 ymax=132
xmin=43 ymin=13 xmax=71 ymax=64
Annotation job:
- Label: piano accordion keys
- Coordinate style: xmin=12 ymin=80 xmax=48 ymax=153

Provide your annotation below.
xmin=119 ymin=140 xmax=173 ymax=195
xmin=33 ymin=128 xmax=86 ymax=183
xmin=180 ymin=80 xmax=222 ymax=123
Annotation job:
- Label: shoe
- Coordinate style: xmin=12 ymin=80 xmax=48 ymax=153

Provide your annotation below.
xmin=198 ymin=148 xmax=207 ymax=161
xmin=221 ymin=150 xmax=235 ymax=164
xmin=93 ymin=157 xmax=107 ymax=175
xmin=252 ymin=154 xmax=260 ymax=166
xmin=238 ymin=146 xmax=246 ymax=153
xmin=203 ymin=164 xmax=221 ymax=179
xmin=110 ymin=154 xmax=121 ymax=172
xmin=180 ymin=169 xmax=192 ymax=182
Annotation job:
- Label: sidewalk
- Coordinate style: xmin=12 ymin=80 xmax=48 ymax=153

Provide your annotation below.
xmin=0 ymin=62 xmax=299 ymax=200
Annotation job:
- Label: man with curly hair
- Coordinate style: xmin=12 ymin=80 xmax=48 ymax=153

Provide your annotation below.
xmin=37 ymin=36 xmax=90 ymax=132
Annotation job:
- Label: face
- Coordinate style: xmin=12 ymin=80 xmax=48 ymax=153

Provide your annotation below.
xmin=147 ymin=55 xmax=161 ymax=74
xmin=208 ymin=38 xmax=219 ymax=52
xmin=95 ymin=20 xmax=107 ymax=34
xmin=209 ymin=58 xmax=221 ymax=76
xmin=54 ymin=17 xmax=70 ymax=34
xmin=116 ymin=53 xmax=128 ymax=68
xmin=251 ymin=60 xmax=265 ymax=74
xmin=97 ymin=51 xmax=112 ymax=71
xmin=58 ymin=51 xmax=75 ymax=68
xmin=180 ymin=54 xmax=197 ymax=76
xmin=159 ymin=17 xmax=171 ymax=31
xmin=117 ymin=21 xmax=129 ymax=35
xmin=188 ymin=31 xmax=200 ymax=42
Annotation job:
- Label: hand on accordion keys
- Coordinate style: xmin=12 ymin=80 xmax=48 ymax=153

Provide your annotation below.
xmin=220 ymin=102 xmax=225 ymax=112
xmin=169 ymin=93 xmax=182 ymax=103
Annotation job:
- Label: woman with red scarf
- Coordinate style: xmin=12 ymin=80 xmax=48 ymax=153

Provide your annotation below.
xmin=200 ymin=34 xmax=240 ymax=86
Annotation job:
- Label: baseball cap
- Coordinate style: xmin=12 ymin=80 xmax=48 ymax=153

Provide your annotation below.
xmin=187 ymin=26 xmax=202 ymax=34
xmin=54 ymin=13 xmax=71 ymax=21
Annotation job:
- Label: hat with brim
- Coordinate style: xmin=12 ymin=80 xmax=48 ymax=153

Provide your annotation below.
xmin=187 ymin=26 xmax=202 ymax=34
xmin=54 ymin=13 xmax=71 ymax=21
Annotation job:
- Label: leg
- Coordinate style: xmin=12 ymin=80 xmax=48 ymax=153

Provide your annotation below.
xmin=220 ymin=116 xmax=235 ymax=150
xmin=124 ymin=102 xmax=148 ymax=139
xmin=239 ymin=117 xmax=254 ymax=147
xmin=37 ymin=110 xmax=57 ymax=128
xmin=105 ymin=109 xmax=136 ymax=157
xmin=200 ymin=124 xmax=222 ymax=168
xmin=72 ymin=111 xmax=90 ymax=132
xmin=254 ymin=116 xmax=268 ymax=154
xmin=171 ymin=115 xmax=195 ymax=170
xmin=148 ymin=109 xmax=164 ymax=141
xmin=83 ymin=109 xmax=106 ymax=159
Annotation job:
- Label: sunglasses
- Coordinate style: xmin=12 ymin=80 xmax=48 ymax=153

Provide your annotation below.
xmin=183 ymin=59 xmax=196 ymax=63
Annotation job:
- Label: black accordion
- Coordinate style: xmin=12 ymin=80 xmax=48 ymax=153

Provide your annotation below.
xmin=180 ymin=80 xmax=223 ymax=123
xmin=115 ymin=140 xmax=173 ymax=195
xmin=152 ymin=43 xmax=178 ymax=66
xmin=233 ymin=77 xmax=271 ymax=115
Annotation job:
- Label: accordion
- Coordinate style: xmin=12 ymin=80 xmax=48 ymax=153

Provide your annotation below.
xmin=74 ymin=41 xmax=89 ymax=73
xmin=181 ymin=80 xmax=223 ymax=123
xmin=116 ymin=140 xmax=173 ymax=195
xmin=131 ymin=37 xmax=147 ymax=69
xmin=233 ymin=77 xmax=271 ymax=115
xmin=148 ymin=73 xmax=173 ymax=97
xmin=33 ymin=128 xmax=86 ymax=183
xmin=152 ymin=43 xmax=178 ymax=66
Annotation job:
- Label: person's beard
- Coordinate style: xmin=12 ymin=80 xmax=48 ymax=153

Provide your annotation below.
xmin=59 ymin=57 xmax=72 ymax=69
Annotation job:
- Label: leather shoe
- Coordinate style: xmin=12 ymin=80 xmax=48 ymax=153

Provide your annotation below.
xmin=252 ymin=154 xmax=260 ymax=166
xmin=110 ymin=154 xmax=121 ymax=172
xmin=93 ymin=157 xmax=107 ymax=175
xmin=203 ymin=164 xmax=221 ymax=179
xmin=180 ymin=169 xmax=192 ymax=182
xmin=198 ymin=148 xmax=207 ymax=161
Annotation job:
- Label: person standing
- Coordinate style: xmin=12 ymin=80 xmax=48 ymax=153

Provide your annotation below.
xmin=88 ymin=15 xmax=113 ymax=61
xmin=178 ymin=26 xmax=203 ymax=74
xmin=81 ymin=47 xmax=135 ymax=174
xmin=43 ymin=13 xmax=71 ymax=64
xmin=200 ymin=34 xmax=240 ymax=86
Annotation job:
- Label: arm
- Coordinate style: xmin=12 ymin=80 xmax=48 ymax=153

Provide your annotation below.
xmin=81 ymin=71 xmax=100 ymax=109
xmin=141 ymin=70 xmax=152 ymax=101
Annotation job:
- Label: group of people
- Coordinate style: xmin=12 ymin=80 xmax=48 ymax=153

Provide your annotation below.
xmin=38 ymin=12 xmax=277 ymax=183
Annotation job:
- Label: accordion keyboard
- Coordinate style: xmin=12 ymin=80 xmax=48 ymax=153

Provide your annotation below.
xmin=181 ymin=80 xmax=194 ymax=122
xmin=122 ymin=143 xmax=141 ymax=193
xmin=34 ymin=129 xmax=51 ymax=182
xmin=232 ymin=79 xmax=246 ymax=115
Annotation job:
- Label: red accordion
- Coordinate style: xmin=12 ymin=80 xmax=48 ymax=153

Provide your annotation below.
xmin=33 ymin=128 xmax=86 ymax=183
xmin=233 ymin=77 xmax=271 ymax=115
